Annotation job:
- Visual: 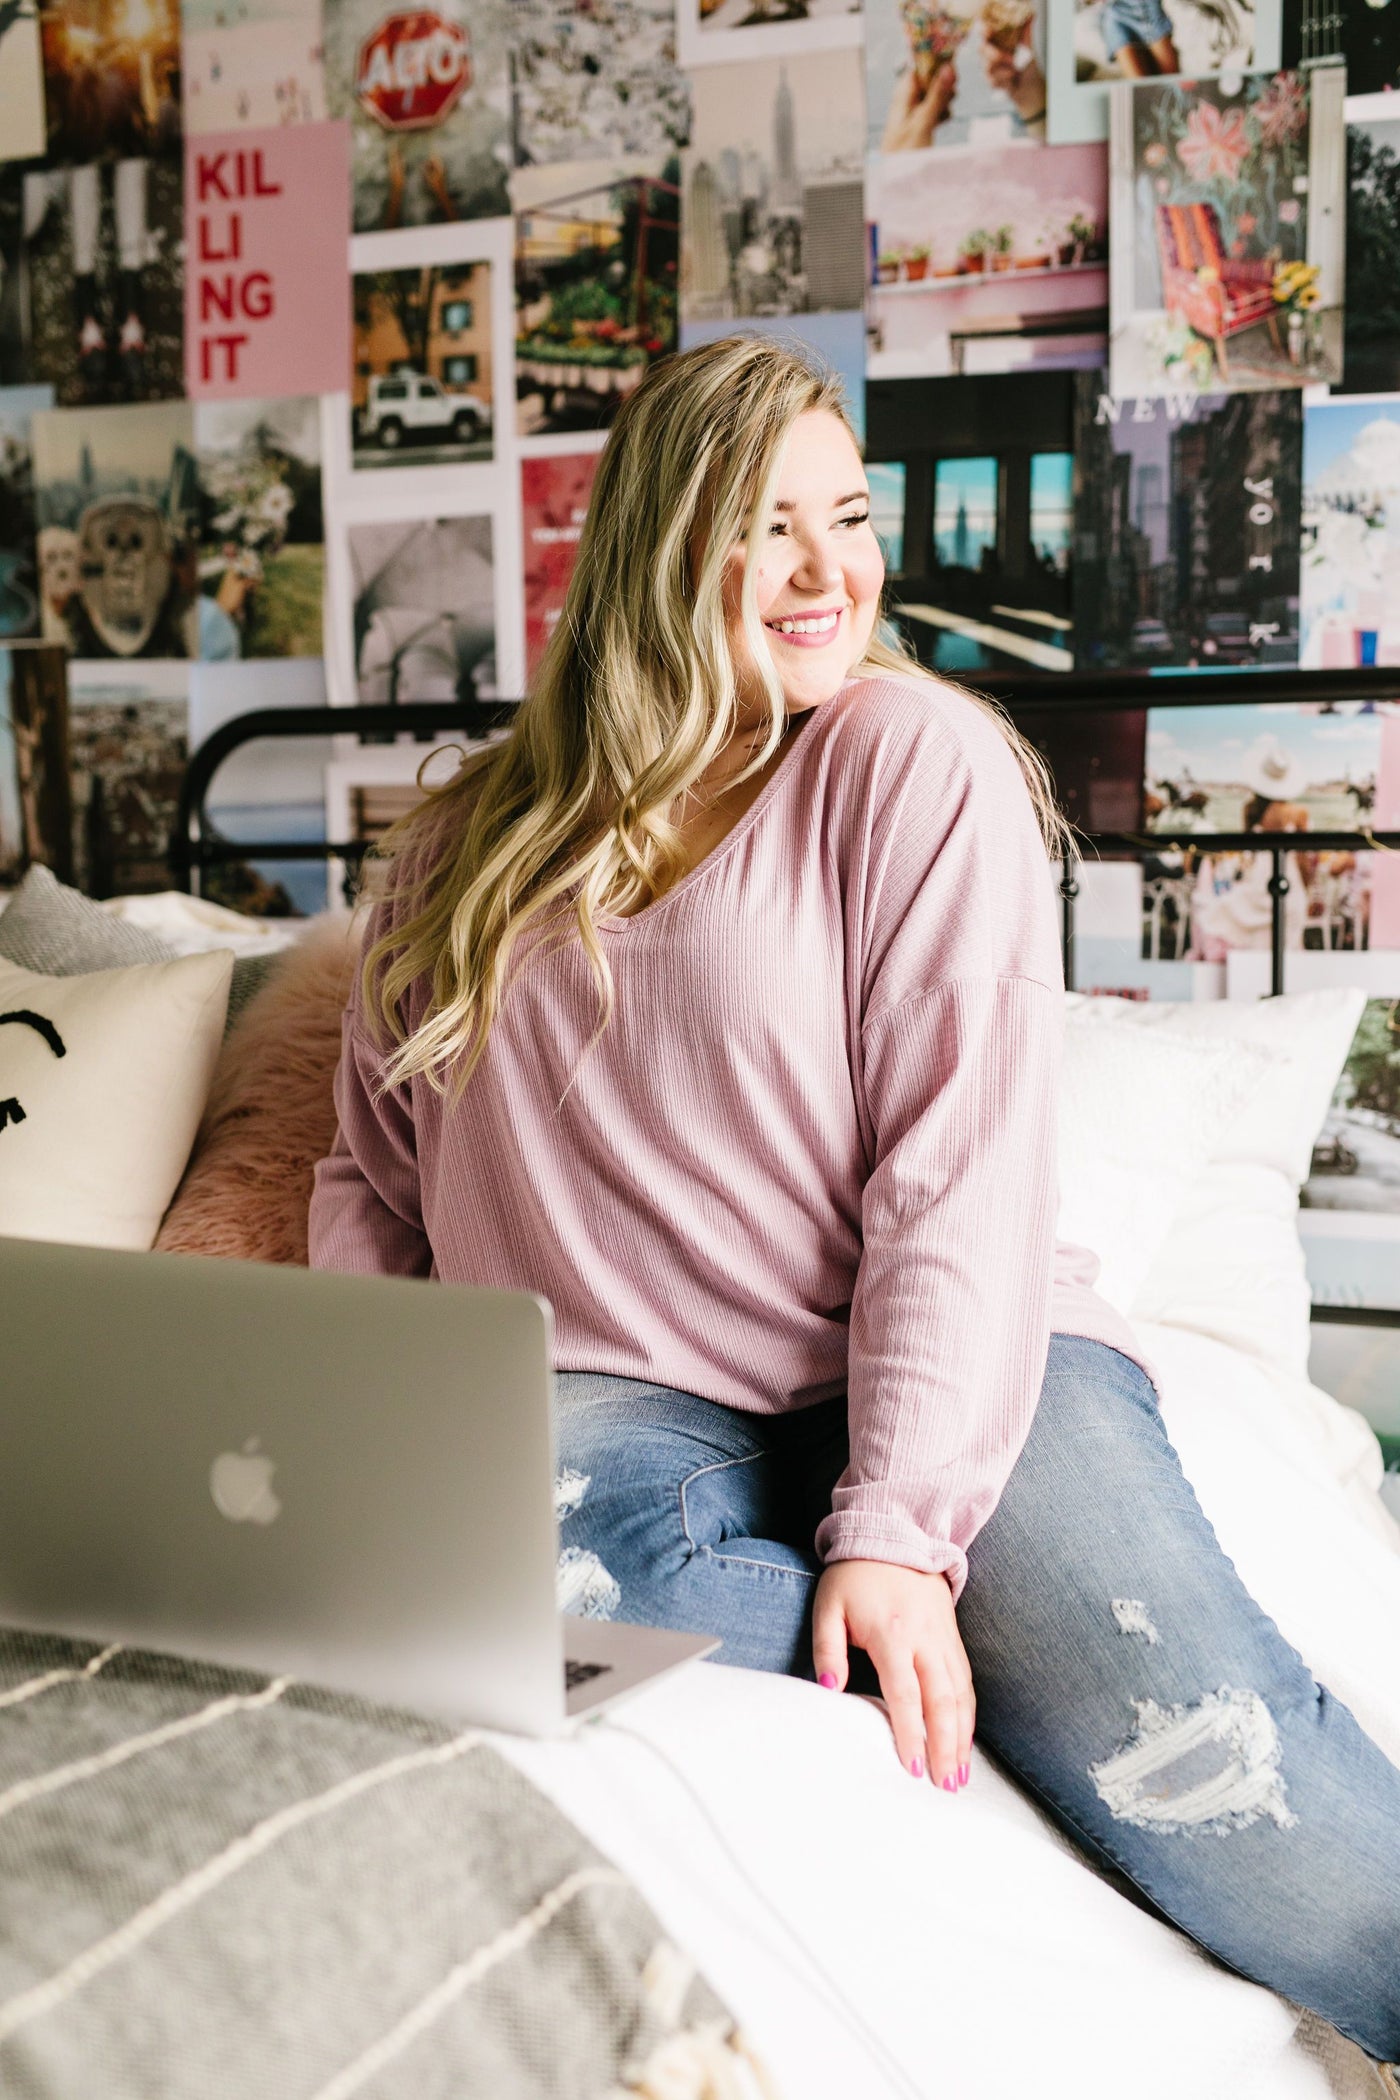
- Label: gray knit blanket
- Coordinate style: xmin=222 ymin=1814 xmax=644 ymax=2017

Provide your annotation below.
xmin=0 ymin=1628 xmax=773 ymax=2099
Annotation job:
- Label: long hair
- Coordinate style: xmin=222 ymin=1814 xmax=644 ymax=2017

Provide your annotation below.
xmin=360 ymin=334 xmax=1071 ymax=1105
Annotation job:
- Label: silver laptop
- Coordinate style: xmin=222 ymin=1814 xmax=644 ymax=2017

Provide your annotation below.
xmin=0 ymin=1235 xmax=718 ymax=1736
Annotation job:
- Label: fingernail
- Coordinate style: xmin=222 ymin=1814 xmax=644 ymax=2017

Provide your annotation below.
xmin=942 ymin=1774 xmax=957 ymax=1792
xmin=818 ymin=1671 xmax=838 ymax=1689
xmin=958 ymin=1763 xmax=970 ymax=1786
xmin=909 ymin=1756 xmax=924 ymax=1779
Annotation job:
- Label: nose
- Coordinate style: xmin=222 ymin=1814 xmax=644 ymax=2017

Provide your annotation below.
xmin=788 ymin=528 xmax=844 ymax=594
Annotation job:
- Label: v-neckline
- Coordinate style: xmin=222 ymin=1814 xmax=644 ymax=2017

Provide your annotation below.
xmin=595 ymin=706 xmax=823 ymax=932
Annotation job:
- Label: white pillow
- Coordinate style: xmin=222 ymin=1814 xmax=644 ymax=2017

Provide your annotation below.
xmin=1066 ymin=989 xmax=1367 ymax=1380
xmin=1056 ymin=1000 xmax=1279 ymax=1317
xmin=0 ymin=950 xmax=233 ymax=1251
xmin=97 ymin=890 xmax=305 ymax=959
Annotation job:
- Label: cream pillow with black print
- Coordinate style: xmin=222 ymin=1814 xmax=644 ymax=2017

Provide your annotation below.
xmin=0 ymin=950 xmax=232 ymax=1251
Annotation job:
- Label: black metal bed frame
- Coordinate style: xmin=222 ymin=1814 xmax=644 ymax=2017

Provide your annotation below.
xmin=166 ymin=668 xmax=1400 ymax=1336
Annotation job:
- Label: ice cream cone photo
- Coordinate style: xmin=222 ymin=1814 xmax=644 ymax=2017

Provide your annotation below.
xmin=981 ymin=0 xmax=1033 ymax=52
xmin=899 ymin=0 xmax=976 ymax=87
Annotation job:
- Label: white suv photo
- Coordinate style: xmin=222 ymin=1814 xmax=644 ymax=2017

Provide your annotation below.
xmin=360 ymin=373 xmax=490 ymax=451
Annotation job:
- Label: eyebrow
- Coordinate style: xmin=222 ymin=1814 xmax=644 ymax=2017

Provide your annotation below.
xmin=772 ymin=489 xmax=870 ymax=512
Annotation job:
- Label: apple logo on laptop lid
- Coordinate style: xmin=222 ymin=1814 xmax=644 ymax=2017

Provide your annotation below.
xmin=210 ymin=1439 xmax=281 ymax=1526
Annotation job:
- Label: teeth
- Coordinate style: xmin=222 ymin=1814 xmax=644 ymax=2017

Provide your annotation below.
xmin=768 ymin=612 xmax=840 ymax=636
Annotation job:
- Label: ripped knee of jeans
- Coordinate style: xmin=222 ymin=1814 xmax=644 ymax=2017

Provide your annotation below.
xmin=553 ymin=1468 xmax=621 ymax=1620
xmin=556 ymin=1546 xmax=621 ymax=1619
xmin=554 ymin=1468 xmax=591 ymax=1522
xmin=1089 ymin=1685 xmax=1297 ymax=1838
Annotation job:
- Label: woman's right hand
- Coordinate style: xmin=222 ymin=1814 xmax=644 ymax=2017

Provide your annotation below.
xmin=812 ymin=1557 xmax=975 ymax=1790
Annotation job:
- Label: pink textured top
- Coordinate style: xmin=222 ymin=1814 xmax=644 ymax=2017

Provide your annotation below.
xmin=308 ymin=673 xmax=1158 ymax=1598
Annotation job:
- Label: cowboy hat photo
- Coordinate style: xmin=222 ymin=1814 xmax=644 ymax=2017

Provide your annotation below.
xmin=1238 ymin=732 xmax=1311 ymax=807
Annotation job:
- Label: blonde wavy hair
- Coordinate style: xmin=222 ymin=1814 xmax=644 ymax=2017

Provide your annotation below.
xmin=360 ymin=333 xmax=1071 ymax=1104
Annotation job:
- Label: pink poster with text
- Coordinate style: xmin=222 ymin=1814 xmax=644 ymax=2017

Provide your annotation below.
xmin=521 ymin=453 xmax=601 ymax=682
xmin=185 ymin=122 xmax=352 ymax=400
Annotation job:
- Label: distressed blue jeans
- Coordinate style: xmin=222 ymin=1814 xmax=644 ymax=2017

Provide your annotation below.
xmin=555 ymin=1334 xmax=1400 ymax=2063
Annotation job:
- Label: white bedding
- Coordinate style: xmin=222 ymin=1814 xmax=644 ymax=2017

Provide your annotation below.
xmin=496 ymin=1322 xmax=1400 ymax=2100
xmin=35 ymin=897 xmax=1399 ymax=2092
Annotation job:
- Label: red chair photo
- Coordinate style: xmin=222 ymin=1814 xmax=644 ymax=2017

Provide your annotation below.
xmin=1155 ymin=202 xmax=1281 ymax=382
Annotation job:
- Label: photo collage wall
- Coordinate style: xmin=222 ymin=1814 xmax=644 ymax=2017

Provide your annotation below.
xmin=0 ymin=0 xmax=1397 ymax=1292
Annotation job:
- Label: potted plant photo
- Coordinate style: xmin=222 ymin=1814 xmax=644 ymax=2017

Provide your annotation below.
xmin=959 ymin=228 xmax=990 ymax=273
xmin=990 ymin=224 xmax=1015 ymax=271
xmin=905 ymin=242 xmax=931 ymax=281
xmin=876 ymin=250 xmax=902 ymax=284
xmin=1061 ymin=210 xmax=1097 ymax=266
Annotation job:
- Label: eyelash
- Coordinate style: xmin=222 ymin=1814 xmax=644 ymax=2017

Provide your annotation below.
xmin=768 ymin=511 xmax=870 ymax=537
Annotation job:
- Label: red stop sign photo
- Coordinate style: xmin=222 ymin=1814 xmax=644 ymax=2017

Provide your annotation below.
xmin=355 ymin=10 xmax=473 ymax=132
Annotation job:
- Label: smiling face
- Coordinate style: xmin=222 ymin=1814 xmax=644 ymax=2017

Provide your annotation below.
xmin=722 ymin=408 xmax=885 ymax=728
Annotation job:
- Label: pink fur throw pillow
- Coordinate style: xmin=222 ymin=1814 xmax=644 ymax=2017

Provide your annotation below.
xmin=155 ymin=914 xmax=360 ymax=1266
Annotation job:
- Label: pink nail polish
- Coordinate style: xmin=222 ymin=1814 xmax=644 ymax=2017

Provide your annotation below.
xmin=818 ymin=1671 xmax=838 ymax=1689
xmin=909 ymin=1756 xmax=924 ymax=1779
xmin=958 ymin=1763 xmax=970 ymax=1786
xmin=942 ymin=1774 xmax=957 ymax=1792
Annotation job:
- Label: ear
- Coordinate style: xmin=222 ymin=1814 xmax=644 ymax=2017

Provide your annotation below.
xmin=0 ymin=1099 xmax=27 ymax=1131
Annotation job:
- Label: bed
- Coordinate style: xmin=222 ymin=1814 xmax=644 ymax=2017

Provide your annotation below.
xmin=0 ymin=674 xmax=1398 ymax=2100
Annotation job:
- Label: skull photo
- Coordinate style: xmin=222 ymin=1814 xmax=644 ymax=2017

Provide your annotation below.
xmin=77 ymin=500 xmax=173 ymax=657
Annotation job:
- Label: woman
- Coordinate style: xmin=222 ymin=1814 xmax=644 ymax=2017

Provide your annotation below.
xmin=1097 ymin=0 xmax=1178 ymax=77
xmin=309 ymin=336 xmax=1400 ymax=2074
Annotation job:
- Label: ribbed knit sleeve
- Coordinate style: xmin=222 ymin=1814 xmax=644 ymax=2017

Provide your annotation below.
xmin=815 ymin=977 xmax=1059 ymax=1596
xmin=308 ymin=789 xmax=474 ymax=1268
xmin=307 ymin=1011 xmax=433 ymax=1278
xmin=813 ymin=691 xmax=1065 ymax=1598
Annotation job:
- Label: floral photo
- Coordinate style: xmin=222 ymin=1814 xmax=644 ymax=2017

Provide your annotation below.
xmin=1108 ymin=66 xmax=1346 ymax=397
xmin=193 ymin=396 xmax=323 ymax=660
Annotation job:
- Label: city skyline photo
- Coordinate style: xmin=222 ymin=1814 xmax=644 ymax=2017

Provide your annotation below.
xmin=681 ymin=49 xmax=865 ymax=320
